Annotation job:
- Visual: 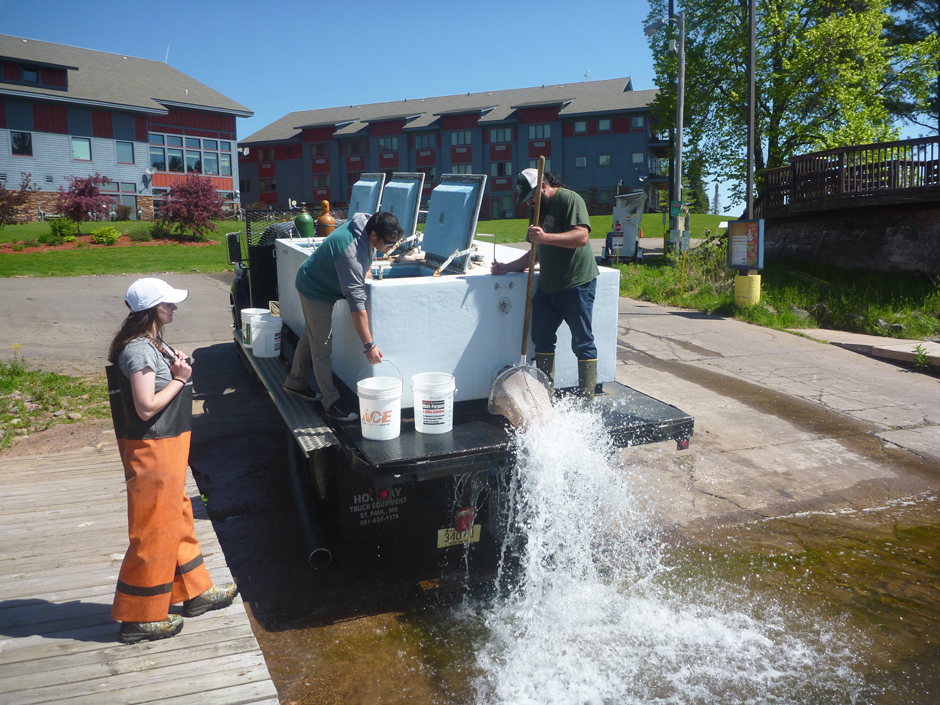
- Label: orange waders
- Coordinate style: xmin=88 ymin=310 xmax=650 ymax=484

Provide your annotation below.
xmin=106 ymin=365 xmax=212 ymax=623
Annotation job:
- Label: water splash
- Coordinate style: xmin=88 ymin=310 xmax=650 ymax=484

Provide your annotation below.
xmin=471 ymin=400 xmax=864 ymax=705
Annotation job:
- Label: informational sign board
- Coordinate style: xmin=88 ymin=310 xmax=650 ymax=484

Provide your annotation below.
xmin=727 ymin=219 xmax=764 ymax=270
xmin=680 ymin=230 xmax=691 ymax=252
xmin=670 ymin=200 xmax=683 ymax=217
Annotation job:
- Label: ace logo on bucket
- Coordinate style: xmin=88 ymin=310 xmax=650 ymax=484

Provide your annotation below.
xmin=362 ymin=408 xmax=395 ymax=426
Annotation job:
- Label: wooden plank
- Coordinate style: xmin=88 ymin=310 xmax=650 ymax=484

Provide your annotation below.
xmin=0 ymin=447 xmax=277 ymax=705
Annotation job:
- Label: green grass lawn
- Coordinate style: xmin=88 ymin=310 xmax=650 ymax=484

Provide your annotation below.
xmin=474 ymin=213 xmax=728 ymax=243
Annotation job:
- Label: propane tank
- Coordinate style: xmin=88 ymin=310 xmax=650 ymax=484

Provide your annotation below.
xmin=316 ymin=200 xmax=336 ymax=238
xmin=294 ymin=204 xmax=315 ymax=239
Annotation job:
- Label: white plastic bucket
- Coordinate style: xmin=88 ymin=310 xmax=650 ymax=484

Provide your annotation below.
xmin=357 ymin=375 xmax=403 ymax=441
xmin=239 ymin=308 xmax=270 ymax=347
xmin=250 ymin=314 xmax=281 ymax=358
xmin=412 ymin=372 xmax=456 ymax=434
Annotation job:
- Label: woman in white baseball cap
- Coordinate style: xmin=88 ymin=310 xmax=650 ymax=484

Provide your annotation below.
xmin=105 ymin=278 xmax=237 ymax=644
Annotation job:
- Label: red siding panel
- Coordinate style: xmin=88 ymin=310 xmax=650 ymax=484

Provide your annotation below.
xmin=528 ymin=141 xmax=551 ymax=159
xmin=92 ymin=111 xmax=113 ymax=138
xmin=346 ymin=155 xmax=365 ymax=171
xmin=135 ymin=115 xmax=148 ymax=141
xmin=490 ymin=177 xmax=512 ymax=192
xmin=33 ymin=103 xmax=68 ymax=133
xmin=562 ymin=122 xmax=574 ymax=138
xmin=151 ymin=109 xmax=236 ymax=133
xmin=258 ymin=162 xmax=276 ymax=177
xmin=260 ymin=193 xmax=278 ymax=205
xmin=489 ymin=144 xmax=512 ymax=160
xmin=379 ymin=152 xmax=400 ymax=168
xmin=517 ymin=106 xmax=560 ymax=124
xmin=441 ymin=113 xmax=479 ymax=130
xmin=451 ymin=147 xmax=472 ymax=163
xmin=370 ymin=119 xmax=405 ymax=137
xmin=3 ymin=63 xmax=20 ymax=81
xmin=415 ymin=150 xmax=436 ymax=167
xmin=303 ymin=126 xmax=335 ymax=142
xmin=588 ymin=120 xmax=597 ymax=136
xmin=0 ymin=99 xmax=6 ymax=129
xmin=612 ymin=117 xmax=630 ymax=134
xmin=42 ymin=68 xmax=68 ymax=87
xmin=311 ymin=157 xmax=330 ymax=173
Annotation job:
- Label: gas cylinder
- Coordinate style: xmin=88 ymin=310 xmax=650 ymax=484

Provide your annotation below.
xmin=317 ymin=200 xmax=336 ymax=238
xmin=294 ymin=205 xmax=315 ymax=239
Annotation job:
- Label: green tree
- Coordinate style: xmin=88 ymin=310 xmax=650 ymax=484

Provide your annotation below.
xmin=645 ymin=0 xmax=938 ymax=208
xmin=884 ymin=0 xmax=940 ymax=132
xmin=684 ymin=161 xmax=711 ymax=213
xmin=0 ymin=173 xmax=37 ymax=229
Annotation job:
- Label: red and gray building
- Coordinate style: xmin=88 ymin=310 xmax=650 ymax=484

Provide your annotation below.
xmin=238 ymin=78 xmax=667 ymax=218
xmin=0 ymin=34 xmax=252 ymax=220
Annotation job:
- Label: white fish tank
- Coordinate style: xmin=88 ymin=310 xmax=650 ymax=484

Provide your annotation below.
xmin=275 ymin=173 xmax=620 ymax=409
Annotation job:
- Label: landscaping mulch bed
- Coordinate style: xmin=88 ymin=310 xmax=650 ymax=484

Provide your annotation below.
xmin=0 ymin=233 xmax=216 ymax=254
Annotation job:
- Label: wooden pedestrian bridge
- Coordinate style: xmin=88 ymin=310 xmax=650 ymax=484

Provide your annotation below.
xmin=0 ymin=447 xmax=280 ymax=705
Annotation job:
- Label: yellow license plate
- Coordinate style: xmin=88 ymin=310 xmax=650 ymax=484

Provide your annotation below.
xmin=437 ymin=524 xmax=481 ymax=548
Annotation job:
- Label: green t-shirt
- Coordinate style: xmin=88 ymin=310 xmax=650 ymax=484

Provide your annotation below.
xmin=535 ymin=188 xmax=597 ymax=294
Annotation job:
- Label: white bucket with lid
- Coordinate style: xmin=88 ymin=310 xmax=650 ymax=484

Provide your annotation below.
xmin=412 ymin=372 xmax=456 ymax=434
xmin=239 ymin=308 xmax=270 ymax=347
xmin=357 ymin=363 xmax=403 ymax=441
xmin=250 ymin=314 xmax=281 ymax=358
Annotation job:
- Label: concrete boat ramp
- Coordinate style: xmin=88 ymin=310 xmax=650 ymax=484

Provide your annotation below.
xmin=0 ymin=447 xmax=279 ymax=705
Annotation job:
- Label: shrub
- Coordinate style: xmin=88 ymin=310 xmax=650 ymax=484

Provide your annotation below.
xmin=150 ymin=221 xmax=174 ymax=240
xmin=49 ymin=218 xmax=79 ymax=240
xmin=161 ymin=174 xmax=224 ymax=240
xmin=0 ymin=173 xmax=38 ymax=230
xmin=115 ymin=204 xmax=133 ymax=221
xmin=56 ymin=173 xmax=115 ymax=233
xmin=128 ymin=229 xmax=152 ymax=242
xmin=91 ymin=226 xmax=120 ymax=245
xmin=38 ymin=231 xmax=64 ymax=246
xmin=22 ymin=239 xmax=40 ymax=248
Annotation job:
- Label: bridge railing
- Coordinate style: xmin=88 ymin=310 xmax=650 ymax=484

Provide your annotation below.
xmin=759 ymin=136 xmax=940 ymax=218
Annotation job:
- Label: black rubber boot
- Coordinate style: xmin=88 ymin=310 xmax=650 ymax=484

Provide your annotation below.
xmin=577 ymin=359 xmax=597 ymax=403
xmin=534 ymin=352 xmax=555 ymax=394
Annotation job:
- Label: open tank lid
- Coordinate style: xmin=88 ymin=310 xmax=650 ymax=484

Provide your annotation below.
xmin=379 ymin=172 xmax=425 ymax=248
xmin=348 ymin=173 xmax=385 ymax=221
xmin=421 ymin=174 xmax=487 ymax=274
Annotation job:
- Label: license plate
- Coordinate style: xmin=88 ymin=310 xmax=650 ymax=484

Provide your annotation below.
xmin=437 ymin=524 xmax=481 ymax=548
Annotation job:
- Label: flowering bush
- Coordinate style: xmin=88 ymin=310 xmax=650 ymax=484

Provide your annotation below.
xmin=160 ymin=174 xmax=224 ymax=241
xmin=56 ymin=173 xmax=115 ymax=233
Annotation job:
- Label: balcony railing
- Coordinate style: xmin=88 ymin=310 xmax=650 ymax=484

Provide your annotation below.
xmin=760 ymin=136 xmax=940 ymax=218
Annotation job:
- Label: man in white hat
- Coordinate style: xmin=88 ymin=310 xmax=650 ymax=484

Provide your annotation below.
xmin=491 ymin=169 xmax=598 ymax=400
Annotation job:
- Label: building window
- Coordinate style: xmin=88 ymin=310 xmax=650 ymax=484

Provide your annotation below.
xmin=575 ymin=190 xmax=589 ymax=202
xmin=529 ymin=158 xmax=551 ymax=172
xmin=239 ymin=180 xmax=251 ymax=194
xmin=186 ymin=151 xmax=201 ymax=173
xmin=574 ymin=121 xmax=586 ymax=135
xmin=415 ymin=134 xmax=436 ymax=149
xmin=599 ymin=119 xmax=611 ymax=133
xmin=451 ymin=130 xmax=471 ymax=146
xmin=632 ymin=152 xmax=644 ymax=164
xmin=491 ymin=161 xmax=512 ymax=177
xmin=11 ymin=131 xmax=32 ymax=157
xmin=312 ymin=174 xmax=330 ymax=188
xmin=186 ymin=137 xmax=201 ymax=149
xmin=21 ymin=66 xmax=39 ymax=83
xmin=149 ymin=133 xmax=164 ymax=145
xmin=417 ymin=166 xmax=437 ymax=183
xmin=345 ymin=140 xmax=364 ymax=155
xmin=167 ymin=135 xmax=183 ymax=148
xmin=575 ymin=156 xmax=587 ymax=168
xmin=168 ymin=148 xmax=184 ymax=172
xmin=347 ymin=172 xmax=362 ymax=188
xmin=72 ymin=137 xmax=92 ymax=161
xmin=598 ymin=189 xmax=612 ymax=202
xmin=378 ymin=137 xmax=398 ymax=151
xmin=220 ymin=153 xmax=232 ymax=176
xmin=203 ymin=152 xmax=220 ymax=175
xmin=632 ymin=116 xmax=644 ymax=129
xmin=599 ymin=154 xmax=611 ymax=167
xmin=260 ymin=178 xmax=276 ymax=192
xmin=528 ymin=124 xmax=550 ymax=140
xmin=489 ymin=127 xmax=512 ymax=143
xmin=452 ymin=164 xmax=471 ymax=174
xmin=116 ymin=141 xmax=135 ymax=164
xmin=313 ymin=142 xmax=328 ymax=157
xmin=150 ymin=148 xmax=166 ymax=171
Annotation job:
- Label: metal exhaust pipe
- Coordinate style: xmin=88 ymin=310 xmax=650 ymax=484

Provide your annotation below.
xmin=286 ymin=436 xmax=333 ymax=569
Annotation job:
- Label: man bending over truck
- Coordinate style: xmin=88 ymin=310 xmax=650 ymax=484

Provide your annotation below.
xmin=284 ymin=211 xmax=403 ymax=422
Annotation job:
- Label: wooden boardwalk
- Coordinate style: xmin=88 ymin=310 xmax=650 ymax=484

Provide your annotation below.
xmin=0 ymin=448 xmax=280 ymax=704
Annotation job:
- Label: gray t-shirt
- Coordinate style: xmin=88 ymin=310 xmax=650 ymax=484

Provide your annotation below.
xmin=118 ymin=337 xmax=172 ymax=391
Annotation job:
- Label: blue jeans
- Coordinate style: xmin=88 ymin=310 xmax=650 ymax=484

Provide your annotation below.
xmin=531 ymin=279 xmax=597 ymax=360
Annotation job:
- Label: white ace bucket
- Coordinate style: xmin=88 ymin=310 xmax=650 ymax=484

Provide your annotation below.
xmin=239 ymin=308 xmax=270 ymax=348
xmin=412 ymin=372 xmax=456 ymax=434
xmin=357 ymin=363 xmax=403 ymax=441
xmin=250 ymin=314 xmax=281 ymax=358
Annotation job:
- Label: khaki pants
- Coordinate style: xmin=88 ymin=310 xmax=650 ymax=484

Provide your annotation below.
xmin=286 ymin=295 xmax=340 ymax=411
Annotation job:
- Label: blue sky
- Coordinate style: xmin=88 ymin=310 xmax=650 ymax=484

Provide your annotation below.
xmin=1 ymin=0 xmax=739 ymax=213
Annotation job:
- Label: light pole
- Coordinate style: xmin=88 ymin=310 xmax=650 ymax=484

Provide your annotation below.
xmin=645 ymin=11 xmax=685 ymax=242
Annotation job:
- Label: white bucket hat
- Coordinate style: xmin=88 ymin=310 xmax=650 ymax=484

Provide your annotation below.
xmin=125 ymin=278 xmax=189 ymax=313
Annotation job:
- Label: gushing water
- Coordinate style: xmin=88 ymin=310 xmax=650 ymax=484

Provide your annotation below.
xmin=470 ymin=401 xmax=864 ymax=705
